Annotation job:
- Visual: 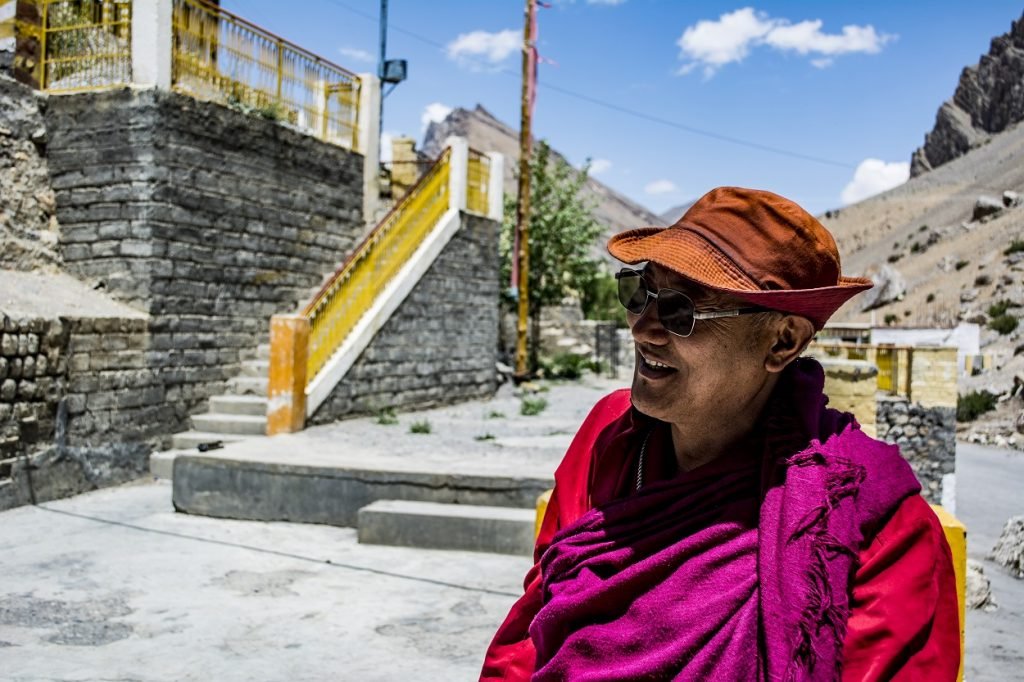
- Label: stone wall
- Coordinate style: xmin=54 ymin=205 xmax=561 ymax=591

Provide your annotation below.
xmin=0 ymin=308 xmax=167 ymax=511
xmin=309 ymin=213 xmax=499 ymax=421
xmin=909 ymin=347 xmax=959 ymax=408
xmin=45 ymin=87 xmax=365 ymax=426
xmin=820 ymin=359 xmax=878 ymax=437
xmin=0 ymin=74 xmax=60 ymax=270
xmin=877 ymin=397 xmax=956 ymax=504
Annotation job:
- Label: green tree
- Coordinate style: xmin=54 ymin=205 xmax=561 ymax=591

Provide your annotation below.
xmin=500 ymin=141 xmax=604 ymax=371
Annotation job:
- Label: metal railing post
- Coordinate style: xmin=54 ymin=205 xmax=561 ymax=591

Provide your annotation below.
xmin=132 ymin=0 xmax=172 ymax=88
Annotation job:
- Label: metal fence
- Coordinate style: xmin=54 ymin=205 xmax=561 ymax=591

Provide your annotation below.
xmin=19 ymin=0 xmax=132 ymax=92
xmin=170 ymin=0 xmax=361 ymax=148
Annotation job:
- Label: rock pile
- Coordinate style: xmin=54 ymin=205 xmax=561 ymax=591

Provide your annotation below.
xmin=991 ymin=515 xmax=1024 ymax=578
xmin=967 ymin=559 xmax=998 ymax=611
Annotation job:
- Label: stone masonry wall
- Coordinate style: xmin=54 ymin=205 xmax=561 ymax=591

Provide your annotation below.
xmin=309 ymin=213 xmax=500 ymax=422
xmin=820 ymin=359 xmax=878 ymax=438
xmin=877 ymin=397 xmax=956 ymax=504
xmin=0 ymin=73 xmax=60 ymax=270
xmin=0 ymin=311 xmax=168 ymax=511
xmin=45 ymin=87 xmax=365 ymax=428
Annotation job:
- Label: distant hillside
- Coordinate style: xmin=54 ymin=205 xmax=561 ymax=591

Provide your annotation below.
xmin=911 ymin=11 xmax=1024 ymax=176
xmin=422 ymin=105 xmax=664 ymax=267
xmin=658 ymin=200 xmax=696 ymax=226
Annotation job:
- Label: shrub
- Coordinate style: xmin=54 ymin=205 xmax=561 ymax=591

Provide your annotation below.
xmin=989 ymin=314 xmax=1019 ymax=335
xmin=919 ymin=224 xmax=928 ymax=232
xmin=974 ymin=274 xmax=992 ymax=286
xmin=957 ymin=390 xmax=998 ymax=422
xmin=955 ymin=260 xmax=969 ymax=271
xmin=539 ymin=352 xmax=591 ymax=380
xmin=926 ymin=293 xmax=935 ymax=303
xmin=887 ymin=254 xmax=903 ymax=264
xmin=521 ymin=396 xmax=549 ymax=416
xmin=409 ymin=420 xmax=432 ymax=434
xmin=910 ymin=241 xmax=923 ymax=254
xmin=1005 ymin=239 xmax=1024 ymax=256
xmin=904 ymin=310 xmax=912 ymax=317
xmin=988 ymin=300 xmax=1013 ymax=317
xmin=376 ymin=408 xmax=398 ymax=426
xmin=884 ymin=313 xmax=899 ymax=326
xmin=486 ymin=410 xmax=506 ymax=419
xmin=579 ymin=272 xmax=627 ymax=326
xmin=474 ymin=433 xmax=496 ymax=441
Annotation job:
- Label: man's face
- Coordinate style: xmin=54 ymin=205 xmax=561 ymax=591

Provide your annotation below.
xmin=627 ymin=263 xmax=773 ymax=429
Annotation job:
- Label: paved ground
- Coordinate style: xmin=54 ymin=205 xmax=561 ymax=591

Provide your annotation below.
xmin=1 ymin=377 xmax=1022 ymax=681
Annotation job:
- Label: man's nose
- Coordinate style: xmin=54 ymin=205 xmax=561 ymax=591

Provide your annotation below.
xmin=629 ymin=299 xmax=670 ymax=345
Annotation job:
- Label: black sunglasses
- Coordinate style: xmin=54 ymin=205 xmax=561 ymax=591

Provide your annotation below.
xmin=615 ymin=268 xmax=764 ymax=337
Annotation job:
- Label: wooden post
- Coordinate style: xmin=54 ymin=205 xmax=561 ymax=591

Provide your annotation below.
xmin=514 ymin=0 xmax=535 ymax=379
xmin=267 ymin=314 xmax=309 ymax=435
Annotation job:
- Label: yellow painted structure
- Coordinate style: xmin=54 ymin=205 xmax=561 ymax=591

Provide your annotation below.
xmin=266 ymin=315 xmax=308 ymax=435
xmin=535 ymin=489 xmax=551 ymax=540
xmin=466 ymin=149 xmax=490 ymax=216
xmin=931 ymin=504 xmax=966 ymax=682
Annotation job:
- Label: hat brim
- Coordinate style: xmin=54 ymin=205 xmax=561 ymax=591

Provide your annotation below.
xmin=607 ymin=226 xmax=873 ymax=329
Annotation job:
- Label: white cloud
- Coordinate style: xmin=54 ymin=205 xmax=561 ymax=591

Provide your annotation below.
xmin=446 ymin=29 xmax=519 ymax=70
xmin=588 ymin=158 xmax=612 ymax=175
xmin=645 ymin=179 xmax=677 ymax=195
xmin=840 ymin=158 xmax=909 ymax=205
xmin=420 ymin=102 xmax=452 ymax=132
xmin=338 ymin=46 xmax=375 ymax=64
xmin=677 ymin=7 xmax=894 ymax=77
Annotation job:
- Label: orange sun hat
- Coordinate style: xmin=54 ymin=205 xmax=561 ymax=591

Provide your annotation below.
xmin=607 ymin=186 xmax=872 ymax=329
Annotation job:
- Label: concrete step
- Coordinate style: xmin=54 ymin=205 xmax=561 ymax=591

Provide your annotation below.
xmin=191 ymin=413 xmax=267 ymax=436
xmin=227 ymin=376 xmax=268 ymax=396
xmin=149 ymin=449 xmax=191 ymax=479
xmin=239 ymin=360 xmax=269 ymax=378
xmin=358 ymin=500 xmax=535 ymax=555
xmin=209 ymin=395 xmax=268 ymax=416
xmin=170 ymin=431 xmax=250 ymax=451
xmin=172 ymin=453 xmax=552 ymax=527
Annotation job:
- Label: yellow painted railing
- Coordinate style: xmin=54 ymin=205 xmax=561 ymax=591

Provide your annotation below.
xmin=467 ymin=149 xmax=490 ymax=216
xmin=303 ymin=148 xmax=452 ymax=380
xmin=18 ymin=0 xmax=132 ymax=92
xmin=171 ymin=0 xmax=360 ymax=148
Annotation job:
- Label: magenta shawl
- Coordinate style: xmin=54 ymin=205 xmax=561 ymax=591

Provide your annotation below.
xmin=529 ymin=359 xmax=921 ymax=681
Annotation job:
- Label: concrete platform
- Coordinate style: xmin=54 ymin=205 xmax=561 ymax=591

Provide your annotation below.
xmin=358 ymin=500 xmax=535 ymax=555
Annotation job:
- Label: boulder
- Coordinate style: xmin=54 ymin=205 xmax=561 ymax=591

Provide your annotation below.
xmin=991 ymin=515 xmax=1024 ymax=578
xmin=967 ymin=559 xmax=998 ymax=611
xmin=1004 ymin=190 xmax=1022 ymax=208
xmin=860 ymin=264 xmax=906 ymax=311
xmin=973 ymin=195 xmax=1004 ymax=221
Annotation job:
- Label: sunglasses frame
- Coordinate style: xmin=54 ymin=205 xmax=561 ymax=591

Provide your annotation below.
xmin=615 ymin=268 xmax=765 ymax=337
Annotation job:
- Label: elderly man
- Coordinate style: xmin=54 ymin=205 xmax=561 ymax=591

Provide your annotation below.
xmin=481 ymin=187 xmax=959 ymax=681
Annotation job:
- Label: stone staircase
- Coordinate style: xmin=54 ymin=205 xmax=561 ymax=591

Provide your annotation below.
xmin=150 ymin=344 xmax=270 ymax=477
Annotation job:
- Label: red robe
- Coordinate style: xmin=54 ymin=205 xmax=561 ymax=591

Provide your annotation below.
xmin=481 ymin=389 xmax=960 ymax=681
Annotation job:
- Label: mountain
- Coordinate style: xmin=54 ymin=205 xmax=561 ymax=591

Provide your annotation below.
xmin=421 ymin=105 xmax=664 ymax=267
xmin=658 ymin=200 xmax=696 ymax=226
xmin=911 ymin=11 xmax=1024 ymax=176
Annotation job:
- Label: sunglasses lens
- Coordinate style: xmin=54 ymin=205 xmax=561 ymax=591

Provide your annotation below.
xmin=656 ymin=289 xmax=696 ymax=337
xmin=617 ymin=272 xmax=648 ymax=314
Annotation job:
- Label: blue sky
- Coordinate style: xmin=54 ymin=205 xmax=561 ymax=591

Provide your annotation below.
xmin=222 ymin=1 xmax=1022 ymax=217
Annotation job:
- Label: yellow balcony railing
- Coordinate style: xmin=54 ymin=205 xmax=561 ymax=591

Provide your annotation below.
xmin=303 ymin=148 xmax=452 ymax=380
xmin=467 ymin=149 xmax=490 ymax=216
xmin=19 ymin=0 xmax=132 ymax=92
xmin=171 ymin=0 xmax=360 ymax=148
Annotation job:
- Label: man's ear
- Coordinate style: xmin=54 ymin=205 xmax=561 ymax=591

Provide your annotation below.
xmin=765 ymin=315 xmax=815 ymax=373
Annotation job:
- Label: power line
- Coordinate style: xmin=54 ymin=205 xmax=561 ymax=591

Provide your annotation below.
xmin=323 ymin=0 xmax=856 ymax=169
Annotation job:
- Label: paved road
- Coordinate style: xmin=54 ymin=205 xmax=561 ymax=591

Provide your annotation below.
xmin=957 ymin=442 xmax=1024 ymax=681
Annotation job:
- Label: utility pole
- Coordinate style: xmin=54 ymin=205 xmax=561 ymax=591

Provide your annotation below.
xmin=514 ymin=0 xmax=535 ymax=379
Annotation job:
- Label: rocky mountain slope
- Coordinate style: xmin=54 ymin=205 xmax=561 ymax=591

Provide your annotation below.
xmin=911 ymin=11 xmax=1024 ymax=176
xmin=422 ymin=105 xmax=664 ymax=267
